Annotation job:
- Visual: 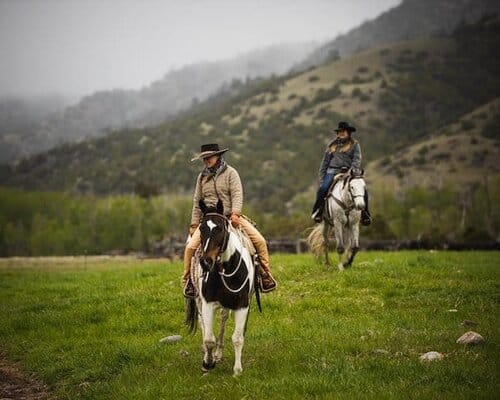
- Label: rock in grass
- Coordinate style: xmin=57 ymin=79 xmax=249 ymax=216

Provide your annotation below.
xmin=456 ymin=331 xmax=484 ymax=345
xmin=159 ymin=335 xmax=183 ymax=344
xmin=372 ymin=349 xmax=390 ymax=355
xmin=420 ymin=351 xmax=443 ymax=362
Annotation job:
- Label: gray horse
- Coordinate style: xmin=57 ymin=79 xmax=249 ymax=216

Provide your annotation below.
xmin=307 ymin=170 xmax=367 ymax=270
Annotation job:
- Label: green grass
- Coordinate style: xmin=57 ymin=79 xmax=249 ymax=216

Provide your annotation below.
xmin=0 ymin=252 xmax=499 ymax=399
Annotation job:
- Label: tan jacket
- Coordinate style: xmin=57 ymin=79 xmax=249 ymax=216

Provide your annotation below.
xmin=190 ymin=165 xmax=243 ymax=226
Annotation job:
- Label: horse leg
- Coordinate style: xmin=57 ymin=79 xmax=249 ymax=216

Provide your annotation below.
xmin=345 ymin=223 xmax=360 ymax=268
xmin=201 ymin=302 xmax=217 ymax=372
xmin=215 ymin=308 xmax=229 ymax=362
xmin=323 ymin=223 xmax=331 ymax=270
xmin=232 ymin=307 xmax=249 ymax=376
xmin=345 ymin=247 xmax=358 ymax=268
xmin=334 ymin=224 xmax=345 ymax=271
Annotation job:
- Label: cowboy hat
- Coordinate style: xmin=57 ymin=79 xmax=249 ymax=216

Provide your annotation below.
xmin=333 ymin=121 xmax=356 ymax=133
xmin=190 ymin=143 xmax=229 ymax=162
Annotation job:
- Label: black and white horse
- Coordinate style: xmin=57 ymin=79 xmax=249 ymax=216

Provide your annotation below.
xmin=308 ymin=170 xmax=367 ymax=270
xmin=185 ymin=200 xmax=255 ymax=376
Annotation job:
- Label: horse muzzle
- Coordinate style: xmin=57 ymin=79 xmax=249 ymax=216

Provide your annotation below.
xmin=354 ymin=198 xmax=365 ymax=210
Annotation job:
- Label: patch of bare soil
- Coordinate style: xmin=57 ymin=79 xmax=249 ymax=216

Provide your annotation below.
xmin=0 ymin=352 xmax=52 ymax=400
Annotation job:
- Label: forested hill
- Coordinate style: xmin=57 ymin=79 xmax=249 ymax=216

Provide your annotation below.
xmin=1 ymin=16 xmax=499 ymax=214
xmin=299 ymin=0 xmax=500 ymax=69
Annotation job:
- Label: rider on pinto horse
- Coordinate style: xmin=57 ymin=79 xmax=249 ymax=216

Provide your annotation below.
xmin=311 ymin=121 xmax=372 ymax=225
xmin=182 ymin=143 xmax=277 ymax=298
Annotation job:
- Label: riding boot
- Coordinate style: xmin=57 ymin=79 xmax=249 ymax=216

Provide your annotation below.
xmin=361 ymin=190 xmax=372 ymax=226
xmin=252 ymin=242 xmax=276 ymax=292
xmin=182 ymin=247 xmax=196 ymax=298
xmin=311 ymin=198 xmax=325 ymax=223
xmin=257 ymin=258 xmax=277 ymax=293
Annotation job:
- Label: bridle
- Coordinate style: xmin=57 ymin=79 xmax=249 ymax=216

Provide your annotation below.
xmin=328 ymin=175 xmax=365 ymax=225
xmin=200 ymin=212 xmax=250 ymax=294
xmin=347 ymin=176 xmax=365 ymax=202
xmin=201 ymin=212 xmax=230 ymax=257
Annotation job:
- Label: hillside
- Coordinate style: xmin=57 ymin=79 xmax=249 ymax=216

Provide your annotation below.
xmin=1 ymin=16 xmax=499 ymax=216
xmin=300 ymin=0 xmax=500 ymax=68
xmin=366 ymin=98 xmax=500 ymax=191
xmin=0 ymin=42 xmax=316 ymax=163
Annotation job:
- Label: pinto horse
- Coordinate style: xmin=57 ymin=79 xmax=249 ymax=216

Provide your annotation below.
xmin=307 ymin=170 xmax=367 ymax=270
xmin=185 ymin=199 xmax=255 ymax=376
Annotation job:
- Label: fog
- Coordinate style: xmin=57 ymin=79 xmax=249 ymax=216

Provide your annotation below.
xmin=0 ymin=0 xmax=400 ymax=98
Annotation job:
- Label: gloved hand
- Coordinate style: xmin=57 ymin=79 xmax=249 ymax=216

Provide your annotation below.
xmin=189 ymin=224 xmax=198 ymax=236
xmin=230 ymin=213 xmax=240 ymax=228
xmin=352 ymin=168 xmax=363 ymax=177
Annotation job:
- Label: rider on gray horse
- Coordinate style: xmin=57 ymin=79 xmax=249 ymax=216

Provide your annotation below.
xmin=311 ymin=121 xmax=372 ymax=225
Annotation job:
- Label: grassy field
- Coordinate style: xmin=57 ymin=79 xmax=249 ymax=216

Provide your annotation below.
xmin=0 ymin=252 xmax=498 ymax=399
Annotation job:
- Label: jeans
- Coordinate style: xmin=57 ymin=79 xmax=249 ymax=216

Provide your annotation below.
xmin=312 ymin=173 xmax=336 ymax=213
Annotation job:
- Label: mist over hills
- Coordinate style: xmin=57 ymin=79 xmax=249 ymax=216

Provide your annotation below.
xmin=0 ymin=94 xmax=74 ymax=161
xmin=300 ymin=0 xmax=500 ymax=69
xmin=0 ymin=42 xmax=316 ymax=164
xmin=3 ymin=0 xmax=499 ymax=166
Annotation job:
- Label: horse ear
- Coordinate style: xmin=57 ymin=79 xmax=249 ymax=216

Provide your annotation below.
xmin=199 ymin=199 xmax=208 ymax=215
xmin=216 ymin=199 xmax=224 ymax=215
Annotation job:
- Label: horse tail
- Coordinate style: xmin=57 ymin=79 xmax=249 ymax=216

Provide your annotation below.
xmin=307 ymin=222 xmax=326 ymax=257
xmin=185 ymin=298 xmax=197 ymax=334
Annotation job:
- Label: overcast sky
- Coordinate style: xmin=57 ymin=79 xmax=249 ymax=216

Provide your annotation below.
xmin=0 ymin=0 xmax=401 ymax=98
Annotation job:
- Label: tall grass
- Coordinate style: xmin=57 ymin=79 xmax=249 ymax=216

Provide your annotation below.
xmin=0 ymin=252 xmax=498 ymax=399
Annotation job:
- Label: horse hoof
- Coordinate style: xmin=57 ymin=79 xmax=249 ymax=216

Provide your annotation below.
xmin=338 ymin=264 xmax=344 ymax=271
xmin=202 ymin=360 xmax=216 ymax=372
xmin=233 ymin=367 xmax=243 ymax=377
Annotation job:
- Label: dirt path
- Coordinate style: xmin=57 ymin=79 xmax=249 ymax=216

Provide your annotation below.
xmin=0 ymin=352 xmax=52 ymax=400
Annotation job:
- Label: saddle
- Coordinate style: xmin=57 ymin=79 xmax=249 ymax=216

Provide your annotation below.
xmin=326 ymin=172 xmax=348 ymax=196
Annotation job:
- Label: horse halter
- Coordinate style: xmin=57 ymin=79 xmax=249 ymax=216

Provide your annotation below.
xmin=347 ymin=176 xmax=365 ymax=201
xmin=200 ymin=212 xmax=230 ymax=263
xmin=330 ymin=175 xmax=365 ymax=218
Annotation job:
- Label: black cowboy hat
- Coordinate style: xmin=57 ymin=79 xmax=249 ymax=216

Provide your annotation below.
xmin=190 ymin=143 xmax=229 ymax=161
xmin=333 ymin=121 xmax=356 ymax=133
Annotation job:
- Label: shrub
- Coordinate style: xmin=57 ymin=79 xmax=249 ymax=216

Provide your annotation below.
xmin=461 ymin=120 xmax=475 ymax=130
xmin=380 ymin=156 xmax=392 ymax=167
xmin=352 ymin=88 xmax=363 ymax=98
xmin=418 ymin=145 xmax=429 ymax=156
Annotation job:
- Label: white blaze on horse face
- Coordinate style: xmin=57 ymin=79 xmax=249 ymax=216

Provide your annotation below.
xmin=203 ymin=219 xmax=218 ymax=252
xmin=207 ymin=220 xmax=217 ymax=231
